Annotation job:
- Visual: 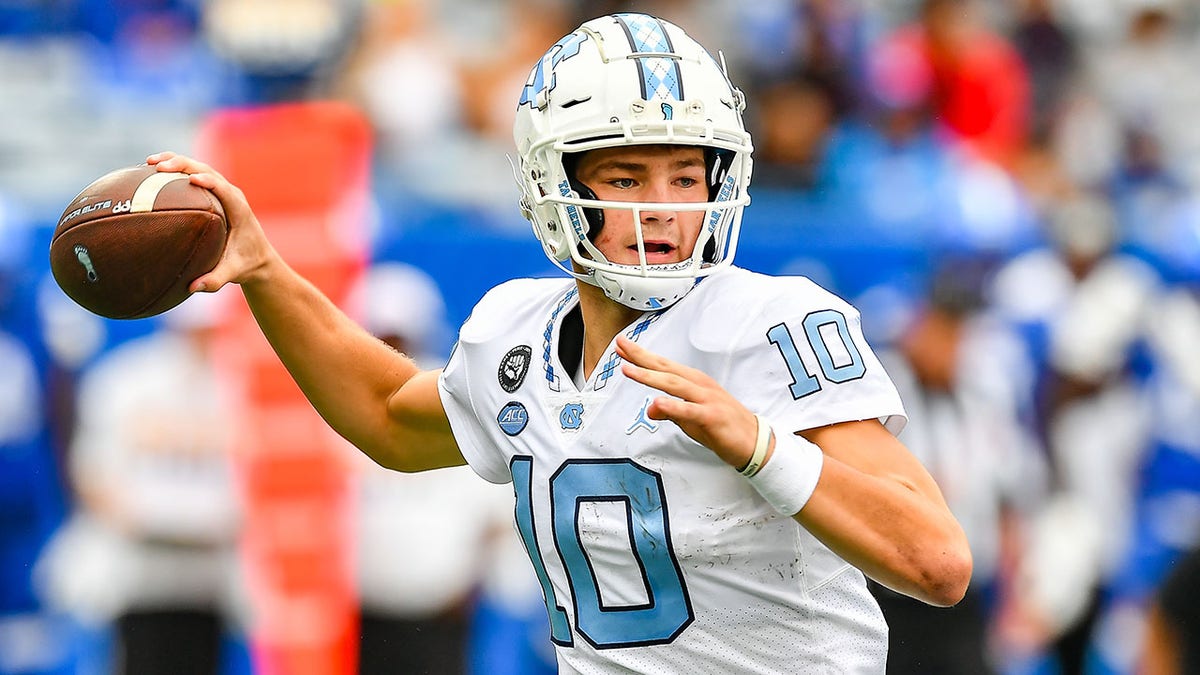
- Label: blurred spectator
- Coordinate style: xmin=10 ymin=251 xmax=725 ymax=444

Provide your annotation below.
xmin=70 ymin=0 xmax=200 ymax=46
xmin=455 ymin=0 xmax=569 ymax=144
xmin=877 ymin=0 xmax=1031 ymax=168
xmin=1105 ymin=123 xmax=1192 ymax=268
xmin=344 ymin=263 xmax=554 ymax=675
xmin=346 ymin=262 xmax=513 ymax=674
xmin=1051 ymin=0 xmax=1199 ymax=262
xmin=871 ymin=259 xmax=1045 ymax=674
xmin=1010 ymin=0 xmax=1080 ymax=142
xmin=335 ymin=0 xmax=465 ymax=196
xmin=0 ymin=197 xmax=72 ymax=675
xmin=566 ymin=0 xmax=732 ymax=48
xmin=350 ymin=262 xmax=450 ymax=366
xmin=751 ymin=69 xmax=845 ymax=191
xmin=990 ymin=191 xmax=1162 ymax=673
xmin=453 ymin=0 xmax=573 ymax=213
xmin=795 ymin=0 xmax=872 ymax=100
xmin=1009 ymin=110 xmax=1078 ymax=226
xmin=0 ymin=1 xmax=77 ymax=36
xmin=201 ymin=0 xmax=363 ymax=104
xmin=342 ymin=0 xmax=571 ymax=215
xmin=36 ymin=293 xmax=246 ymax=675
xmin=1086 ymin=0 xmax=1200 ymax=189
xmin=818 ymin=32 xmax=1036 ymax=255
xmin=467 ymin=526 xmax=557 ymax=675
xmin=1091 ymin=225 xmax=1200 ymax=672
xmin=1049 ymin=0 xmax=1194 ymax=265
xmin=0 ymin=326 xmax=70 ymax=675
xmin=1138 ymin=544 xmax=1200 ymax=674
xmin=724 ymin=0 xmax=865 ymax=109
xmin=89 ymin=7 xmax=222 ymax=114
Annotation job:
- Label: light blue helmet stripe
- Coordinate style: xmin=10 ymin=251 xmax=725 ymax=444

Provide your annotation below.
xmin=614 ymin=13 xmax=683 ymax=101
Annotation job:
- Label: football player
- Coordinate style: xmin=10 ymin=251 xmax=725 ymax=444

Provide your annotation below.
xmin=149 ymin=12 xmax=971 ymax=672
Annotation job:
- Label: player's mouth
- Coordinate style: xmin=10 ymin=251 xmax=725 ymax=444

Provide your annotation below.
xmin=632 ymin=240 xmax=677 ymax=263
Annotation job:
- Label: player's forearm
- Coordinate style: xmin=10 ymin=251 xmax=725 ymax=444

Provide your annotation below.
xmin=797 ymin=455 xmax=973 ymax=607
xmin=239 ymin=256 xmax=421 ymax=456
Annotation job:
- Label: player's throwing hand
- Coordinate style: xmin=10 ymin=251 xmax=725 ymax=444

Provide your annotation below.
xmin=146 ymin=151 xmax=277 ymax=294
xmin=616 ymin=335 xmax=763 ymax=471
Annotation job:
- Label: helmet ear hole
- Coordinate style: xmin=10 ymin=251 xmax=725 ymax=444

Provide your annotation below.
xmin=705 ymin=148 xmax=735 ymax=201
xmin=562 ymin=152 xmax=605 ymax=240
xmin=567 ymin=178 xmax=605 ymax=240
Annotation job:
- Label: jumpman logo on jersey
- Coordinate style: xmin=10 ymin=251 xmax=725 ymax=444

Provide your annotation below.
xmin=626 ymin=397 xmax=659 ymax=435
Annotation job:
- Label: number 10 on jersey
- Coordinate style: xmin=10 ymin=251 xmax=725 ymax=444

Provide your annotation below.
xmin=510 ymin=456 xmax=695 ymax=649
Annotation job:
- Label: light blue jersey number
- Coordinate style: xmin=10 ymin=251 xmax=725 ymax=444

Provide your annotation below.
xmin=767 ymin=309 xmax=866 ymax=399
xmin=511 ymin=457 xmax=694 ymax=649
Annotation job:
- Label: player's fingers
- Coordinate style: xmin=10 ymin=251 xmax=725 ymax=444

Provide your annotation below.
xmin=616 ymin=336 xmax=713 ymax=384
xmin=184 ymin=173 xmax=253 ymax=222
xmin=619 ymin=337 xmax=719 ymax=403
xmin=147 ymin=151 xmax=202 ymax=172
xmin=188 ymin=275 xmax=229 ymax=294
xmin=146 ymin=152 xmax=275 ymax=292
xmin=648 ymin=396 xmax=758 ymax=465
xmin=622 ymin=361 xmax=709 ymax=403
xmin=649 ymin=391 xmax=746 ymax=429
xmin=147 ymin=152 xmax=230 ymax=185
xmin=620 ymin=337 xmax=760 ymax=465
xmin=616 ymin=336 xmax=675 ymax=371
xmin=188 ymin=239 xmax=239 ymax=293
xmin=192 ymin=227 xmax=266 ymax=291
xmin=646 ymin=395 xmax=703 ymax=423
xmin=147 ymin=159 xmax=254 ymax=233
xmin=189 ymin=253 xmax=239 ymax=292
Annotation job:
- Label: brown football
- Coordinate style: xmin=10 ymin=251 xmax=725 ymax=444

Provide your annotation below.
xmin=49 ymin=164 xmax=227 ymax=320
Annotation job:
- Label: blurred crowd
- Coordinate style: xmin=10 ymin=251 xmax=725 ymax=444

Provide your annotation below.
xmin=3 ymin=0 xmax=1200 ymax=673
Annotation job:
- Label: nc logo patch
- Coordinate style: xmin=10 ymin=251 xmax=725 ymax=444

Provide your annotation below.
xmin=497 ymin=401 xmax=529 ymax=436
xmin=559 ymin=403 xmax=584 ymax=430
xmin=498 ymin=345 xmax=532 ymax=393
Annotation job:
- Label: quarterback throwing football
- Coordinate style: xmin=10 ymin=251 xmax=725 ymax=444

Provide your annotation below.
xmin=150 ymin=12 xmax=971 ymax=673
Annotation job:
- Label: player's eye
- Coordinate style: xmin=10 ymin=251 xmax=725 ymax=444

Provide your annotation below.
xmin=609 ymin=178 xmax=636 ymax=189
xmin=677 ymin=176 xmax=700 ymax=188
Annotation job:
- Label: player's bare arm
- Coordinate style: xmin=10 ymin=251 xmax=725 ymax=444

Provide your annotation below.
xmin=617 ymin=334 xmax=972 ymax=607
xmin=145 ymin=151 xmax=464 ymax=472
xmin=797 ymin=421 xmax=972 ymax=607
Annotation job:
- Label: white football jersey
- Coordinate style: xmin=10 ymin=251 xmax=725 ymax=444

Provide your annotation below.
xmin=439 ymin=267 xmax=906 ymax=674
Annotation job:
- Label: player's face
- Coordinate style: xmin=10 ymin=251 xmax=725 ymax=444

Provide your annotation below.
xmin=573 ymin=145 xmax=708 ymax=266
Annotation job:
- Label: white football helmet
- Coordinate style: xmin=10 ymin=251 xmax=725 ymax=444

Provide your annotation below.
xmin=513 ymin=13 xmax=754 ymax=311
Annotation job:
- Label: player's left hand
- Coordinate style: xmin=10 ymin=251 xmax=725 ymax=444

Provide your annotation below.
xmin=616 ymin=335 xmax=761 ymax=470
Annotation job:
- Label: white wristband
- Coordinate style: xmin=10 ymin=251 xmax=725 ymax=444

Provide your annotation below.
xmin=739 ymin=414 xmax=772 ymax=477
xmin=746 ymin=427 xmax=824 ymax=516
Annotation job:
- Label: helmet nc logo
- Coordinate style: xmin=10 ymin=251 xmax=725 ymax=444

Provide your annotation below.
xmin=519 ymin=32 xmax=587 ymax=107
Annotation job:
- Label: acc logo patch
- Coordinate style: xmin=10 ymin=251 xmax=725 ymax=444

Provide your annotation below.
xmin=498 ymin=345 xmax=533 ymax=393
xmin=497 ymin=401 xmax=530 ymax=437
